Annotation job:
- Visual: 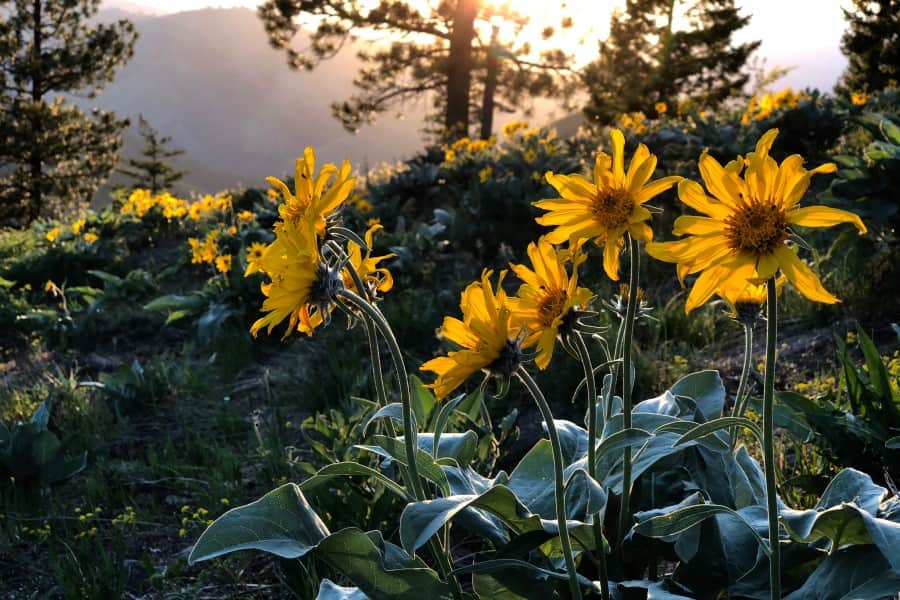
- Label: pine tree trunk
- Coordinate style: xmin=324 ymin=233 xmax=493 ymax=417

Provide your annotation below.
xmin=445 ymin=0 xmax=478 ymax=138
xmin=479 ymin=26 xmax=499 ymax=140
xmin=28 ymin=0 xmax=43 ymax=223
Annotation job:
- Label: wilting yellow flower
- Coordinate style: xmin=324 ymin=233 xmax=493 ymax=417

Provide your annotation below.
xmin=215 ymin=254 xmax=233 ymax=273
xmin=479 ymin=166 xmax=493 ymax=183
xmin=534 ymin=128 xmax=680 ymax=280
xmin=45 ymin=227 xmax=60 ymax=243
xmin=267 ymin=147 xmax=356 ymax=236
xmin=509 ymin=238 xmax=592 ymax=369
xmin=850 ymin=92 xmax=867 ymax=106
xmin=366 ymin=217 xmax=381 ymax=228
xmin=250 ymin=219 xmax=330 ymax=338
xmin=83 ymin=232 xmax=99 ymax=244
xmin=343 ymin=224 xmax=395 ymax=296
xmin=421 ymin=270 xmax=521 ymax=400
xmin=655 ymin=102 xmax=667 ymax=115
xmin=237 ymin=210 xmax=255 ymax=223
xmin=646 ymin=129 xmax=866 ymax=313
xmin=72 ymin=219 xmax=85 ymax=235
xmin=718 ymin=275 xmax=786 ymax=318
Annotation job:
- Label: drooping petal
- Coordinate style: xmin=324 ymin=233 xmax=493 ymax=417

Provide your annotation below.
xmin=787 ymin=205 xmax=867 ymax=234
xmin=775 ymin=246 xmax=839 ymax=304
xmin=603 ymin=231 xmax=624 ymax=281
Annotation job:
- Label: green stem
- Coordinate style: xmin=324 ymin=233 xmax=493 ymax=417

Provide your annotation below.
xmin=572 ymin=332 xmax=609 ymax=600
xmin=338 ymin=289 xmax=464 ymax=600
xmin=517 ymin=367 xmax=582 ymax=599
xmin=763 ymin=278 xmax=781 ymax=599
xmin=616 ymin=235 xmax=639 ymax=547
xmin=730 ymin=322 xmax=754 ymax=450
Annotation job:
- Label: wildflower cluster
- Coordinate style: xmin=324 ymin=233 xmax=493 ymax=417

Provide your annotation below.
xmin=74 ymin=506 xmax=101 ymax=539
xmin=179 ymin=504 xmax=214 ymax=538
xmin=19 ymin=521 xmax=52 ymax=540
xmin=741 ymin=88 xmax=808 ymax=124
xmin=619 ymin=111 xmax=649 ymax=135
xmin=43 ymin=215 xmax=100 ymax=245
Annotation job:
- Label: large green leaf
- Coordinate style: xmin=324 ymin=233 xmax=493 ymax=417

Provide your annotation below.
xmin=416 ymin=431 xmax=479 ymax=465
xmin=316 ymin=579 xmax=368 ymax=600
xmin=357 ymin=435 xmax=450 ymax=495
xmin=409 ymin=375 xmax=436 ymax=427
xmin=618 ymin=580 xmax=695 ymax=599
xmin=189 ymin=483 xmax=329 ymax=563
xmin=633 ymin=501 xmax=770 ymax=556
xmin=300 ymin=461 xmax=412 ymax=502
xmin=315 ymin=528 xmax=453 ymax=600
xmin=672 ymin=417 xmax=762 ymax=449
xmin=783 ymin=546 xmax=900 ymax=600
xmin=670 ymin=370 xmax=726 ymax=421
xmin=451 ymin=558 xmax=597 ymax=591
xmin=815 ymin=468 xmax=885 ymax=515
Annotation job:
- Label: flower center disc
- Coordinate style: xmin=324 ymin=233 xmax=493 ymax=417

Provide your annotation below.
xmin=725 ymin=201 xmax=788 ymax=255
xmin=592 ymin=188 xmax=633 ymax=230
xmin=537 ymin=290 xmax=567 ymax=327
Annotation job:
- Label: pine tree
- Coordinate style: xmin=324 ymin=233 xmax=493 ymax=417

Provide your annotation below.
xmin=120 ymin=116 xmax=186 ymax=194
xmin=0 ymin=0 xmax=137 ymax=226
xmin=258 ymin=0 xmax=573 ymax=138
xmin=583 ymin=0 xmax=759 ymax=125
xmin=837 ymin=0 xmax=900 ymax=95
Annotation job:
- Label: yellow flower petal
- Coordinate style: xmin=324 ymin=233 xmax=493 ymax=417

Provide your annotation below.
xmin=775 ymin=246 xmax=839 ymax=304
xmin=787 ymin=205 xmax=867 ymax=234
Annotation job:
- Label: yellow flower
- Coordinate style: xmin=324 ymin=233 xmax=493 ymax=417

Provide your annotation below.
xmin=717 ymin=275 xmax=785 ymax=319
xmin=188 ymin=202 xmax=204 ymax=221
xmin=366 ymin=217 xmax=381 ymax=228
xmin=851 ymin=92 xmax=867 ymax=106
xmin=215 ymin=254 xmax=233 ymax=273
xmin=44 ymin=280 xmax=56 ymax=293
xmin=249 ymin=219 xmax=330 ymax=338
xmin=523 ymin=149 xmax=538 ymax=163
xmin=421 ymin=270 xmax=521 ymax=400
xmin=237 ymin=210 xmax=255 ymax=222
xmin=646 ymin=128 xmax=866 ymax=313
xmin=655 ymin=101 xmax=667 ymax=115
xmin=267 ymin=147 xmax=356 ymax=236
xmin=245 ymin=241 xmax=268 ymax=275
xmin=445 ymin=149 xmax=457 ymax=162
xmin=266 ymin=188 xmax=280 ymax=203
xmin=83 ymin=232 xmax=99 ymax=244
xmin=45 ymin=227 xmax=60 ymax=243
xmin=534 ymin=128 xmax=680 ymax=280
xmin=479 ymin=166 xmax=493 ymax=183
xmin=508 ymin=238 xmax=592 ymax=369
xmin=501 ymin=121 xmax=529 ymax=138
xmin=343 ymin=224 xmax=395 ymax=296
xmin=228 ymin=225 xmax=238 ymax=235
xmin=355 ymin=199 xmax=373 ymax=213
xmin=72 ymin=219 xmax=85 ymax=234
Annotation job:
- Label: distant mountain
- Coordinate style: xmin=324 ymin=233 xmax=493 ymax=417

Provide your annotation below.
xmin=86 ymin=7 xmax=431 ymax=195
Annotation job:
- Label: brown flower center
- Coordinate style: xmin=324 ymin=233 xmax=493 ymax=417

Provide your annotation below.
xmin=724 ymin=201 xmax=788 ymax=255
xmin=537 ymin=289 xmax=568 ymax=327
xmin=592 ymin=188 xmax=634 ymax=230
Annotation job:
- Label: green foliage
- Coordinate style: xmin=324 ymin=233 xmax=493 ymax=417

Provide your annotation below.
xmin=0 ymin=0 xmax=136 ymax=225
xmin=0 ymin=401 xmax=86 ymax=492
xmin=582 ymin=0 xmax=759 ymax=125
xmin=837 ymin=0 xmax=900 ymax=95
xmin=119 ymin=115 xmax=187 ymax=194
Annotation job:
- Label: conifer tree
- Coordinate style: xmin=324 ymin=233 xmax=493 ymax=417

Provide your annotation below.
xmin=120 ymin=116 xmax=186 ymax=194
xmin=258 ymin=0 xmax=573 ymax=138
xmin=583 ymin=0 xmax=759 ymax=125
xmin=837 ymin=0 xmax=900 ymax=95
xmin=0 ymin=0 xmax=136 ymax=226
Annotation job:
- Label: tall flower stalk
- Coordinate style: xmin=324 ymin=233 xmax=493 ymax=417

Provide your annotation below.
xmin=616 ymin=235 xmax=640 ymax=546
xmin=762 ymin=278 xmax=781 ymax=597
xmin=517 ymin=367 xmax=583 ymax=600
xmin=729 ymin=322 xmax=753 ymax=448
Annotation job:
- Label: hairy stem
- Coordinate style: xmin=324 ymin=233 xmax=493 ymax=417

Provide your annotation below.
xmin=572 ymin=332 xmax=609 ymax=600
xmin=730 ymin=322 xmax=754 ymax=449
xmin=517 ymin=367 xmax=582 ymax=600
xmin=763 ymin=278 xmax=781 ymax=598
xmin=616 ymin=235 xmax=639 ymax=547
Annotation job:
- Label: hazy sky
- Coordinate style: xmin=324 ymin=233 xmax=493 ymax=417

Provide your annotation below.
xmin=110 ymin=0 xmax=850 ymax=91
